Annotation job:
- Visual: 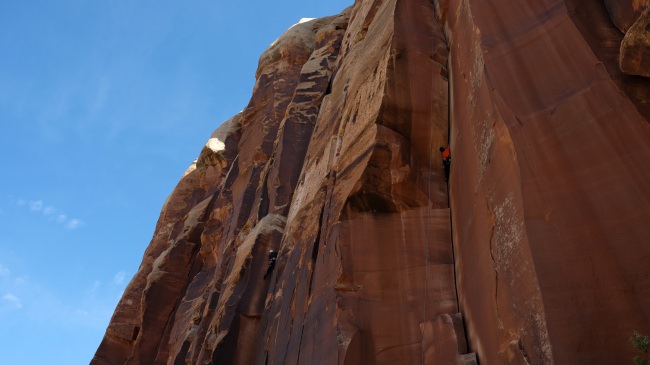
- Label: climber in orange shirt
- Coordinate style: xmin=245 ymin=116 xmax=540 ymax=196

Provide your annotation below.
xmin=440 ymin=146 xmax=451 ymax=182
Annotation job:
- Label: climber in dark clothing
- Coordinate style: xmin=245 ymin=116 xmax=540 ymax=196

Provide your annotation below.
xmin=440 ymin=146 xmax=451 ymax=182
xmin=264 ymin=250 xmax=278 ymax=279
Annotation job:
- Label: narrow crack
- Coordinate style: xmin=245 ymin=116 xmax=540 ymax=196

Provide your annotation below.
xmin=487 ymin=208 xmax=503 ymax=330
xmin=295 ymin=325 xmax=307 ymax=365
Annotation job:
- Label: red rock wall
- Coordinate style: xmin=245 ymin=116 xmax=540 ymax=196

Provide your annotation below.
xmin=92 ymin=0 xmax=650 ymax=364
xmin=444 ymin=0 xmax=650 ymax=363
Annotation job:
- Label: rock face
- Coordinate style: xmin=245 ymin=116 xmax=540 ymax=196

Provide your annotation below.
xmin=620 ymin=5 xmax=650 ymax=77
xmin=604 ymin=0 xmax=647 ymax=32
xmin=92 ymin=0 xmax=650 ymax=364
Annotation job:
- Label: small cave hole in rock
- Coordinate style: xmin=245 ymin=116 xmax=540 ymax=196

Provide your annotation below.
xmin=132 ymin=326 xmax=140 ymax=341
xmin=346 ymin=192 xmax=397 ymax=214
xmin=326 ymin=77 xmax=333 ymax=95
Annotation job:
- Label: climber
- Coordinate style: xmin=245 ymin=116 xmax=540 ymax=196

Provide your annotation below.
xmin=440 ymin=146 xmax=451 ymax=181
xmin=264 ymin=250 xmax=278 ymax=279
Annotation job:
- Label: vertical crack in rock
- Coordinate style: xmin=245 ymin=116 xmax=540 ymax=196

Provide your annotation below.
xmin=487 ymin=207 xmax=502 ymax=330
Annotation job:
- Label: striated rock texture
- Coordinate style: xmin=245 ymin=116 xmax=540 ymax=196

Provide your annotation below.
xmin=445 ymin=0 xmax=650 ymax=363
xmin=93 ymin=0 xmax=650 ymax=364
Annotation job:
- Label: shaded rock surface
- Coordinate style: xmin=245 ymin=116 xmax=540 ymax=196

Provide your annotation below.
xmin=93 ymin=0 xmax=650 ymax=364
xmin=604 ymin=0 xmax=647 ymax=33
xmin=620 ymin=5 xmax=650 ymax=77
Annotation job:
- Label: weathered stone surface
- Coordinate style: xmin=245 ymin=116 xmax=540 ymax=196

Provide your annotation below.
xmin=93 ymin=0 xmax=650 ymax=364
xmin=621 ymin=5 xmax=650 ymax=77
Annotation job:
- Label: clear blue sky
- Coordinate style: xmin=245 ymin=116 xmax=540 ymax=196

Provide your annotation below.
xmin=0 ymin=1 xmax=350 ymax=363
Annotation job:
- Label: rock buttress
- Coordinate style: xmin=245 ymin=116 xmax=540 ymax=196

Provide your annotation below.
xmin=92 ymin=12 xmax=350 ymax=365
xmin=248 ymin=0 xmax=467 ymax=363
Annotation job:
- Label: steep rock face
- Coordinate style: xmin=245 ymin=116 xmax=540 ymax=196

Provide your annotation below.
xmin=93 ymin=0 xmax=650 ymax=364
xmin=444 ymin=0 xmax=650 ymax=363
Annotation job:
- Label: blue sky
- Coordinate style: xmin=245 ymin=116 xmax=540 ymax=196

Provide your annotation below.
xmin=0 ymin=1 xmax=350 ymax=363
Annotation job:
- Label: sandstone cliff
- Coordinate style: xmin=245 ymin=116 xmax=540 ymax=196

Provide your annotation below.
xmin=92 ymin=0 xmax=650 ymax=364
